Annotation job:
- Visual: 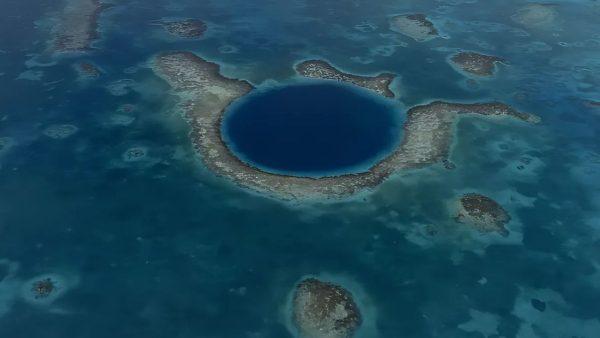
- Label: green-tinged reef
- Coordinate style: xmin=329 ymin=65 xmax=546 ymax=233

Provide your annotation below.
xmin=295 ymin=60 xmax=396 ymax=98
xmin=292 ymin=278 xmax=361 ymax=338
xmin=389 ymin=14 xmax=438 ymax=42
xmin=449 ymin=52 xmax=504 ymax=77
xmin=50 ymin=0 xmax=109 ymax=53
xmin=160 ymin=19 xmax=207 ymax=38
xmin=454 ymin=193 xmax=511 ymax=236
xmin=152 ymin=51 xmax=540 ymax=200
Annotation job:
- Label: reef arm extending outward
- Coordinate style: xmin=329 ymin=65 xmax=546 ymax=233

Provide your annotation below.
xmin=51 ymin=0 xmax=110 ymax=53
xmin=295 ymin=60 xmax=396 ymax=98
xmin=153 ymin=52 xmax=540 ymax=200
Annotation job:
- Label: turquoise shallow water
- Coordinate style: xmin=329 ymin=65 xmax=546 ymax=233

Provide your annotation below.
xmin=1 ymin=0 xmax=600 ymax=337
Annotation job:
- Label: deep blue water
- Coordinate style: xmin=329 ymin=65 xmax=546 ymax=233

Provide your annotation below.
xmin=222 ymin=83 xmax=401 ymax=176
xmin=1 ymin=0 xmax=600 ymax=337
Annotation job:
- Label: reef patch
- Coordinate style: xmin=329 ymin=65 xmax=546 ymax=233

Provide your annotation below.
xmin=160 ymin=19 xmax=207 ymax=39
xmin=21 ymin=272 xmax=78 ymax=306
xmin=449 ymin=52 xmax=504 ymax=77
xmin=292 ymin=278 xmax=361 ymax=338
xmin=454 ymin=193 xmax=511 ymax=236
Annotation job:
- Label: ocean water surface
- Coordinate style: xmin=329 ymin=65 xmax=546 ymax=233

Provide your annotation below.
xmin=0 ymin=0 xmax=599 ymax=337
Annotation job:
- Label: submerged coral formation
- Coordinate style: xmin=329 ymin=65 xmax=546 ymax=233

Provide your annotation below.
xmin=389 ymin=14 xmax=438 ymax=41
xmin=43 ymin=124 xmax=79 ymax=139
xmin=295 ymin=60 xmax=396 ymax=98
xmin=123 ymin=147 xmax=147 ymax=162
xmin=161 ymin=19 xmax=207 ymax=38
xmin=292 ymin=278 xmax=361 ymax=338
xmin=153 ymin=52 xmax=540 ymax=200
xmin=455 ymin=193 xmax=511 ymax=236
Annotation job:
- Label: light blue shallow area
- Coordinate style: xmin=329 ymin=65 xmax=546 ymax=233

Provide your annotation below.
xmin=0 ymin=0 xmax=599 ymax=337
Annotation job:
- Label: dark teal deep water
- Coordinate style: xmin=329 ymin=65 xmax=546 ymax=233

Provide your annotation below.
xmin=222 ymin=84 xmax=400 ymax=176
xmin=1 ymin=0 xmax=600 ymax=337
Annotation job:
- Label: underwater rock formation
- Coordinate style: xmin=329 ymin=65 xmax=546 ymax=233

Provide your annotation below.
xmin=389 ymin=14 xmax=438 ymax=41
xmin=455 ymin=193 xmax=511 ymax=236
xmin=450 ymin=52 xmax=504 ymax=76
xmin=295 ymin=60 xmax=396 ymax=98
xmin=292 ymin=278 xmax=361 ymax=338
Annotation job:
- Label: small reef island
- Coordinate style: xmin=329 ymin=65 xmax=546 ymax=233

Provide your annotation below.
xmin=160 ymin=19 xmax=207 ymax=39
xmin=389 ymin=14 xmax=439 ymax=41
xmin=454 ymin=193 xmax=511 ymax=236
xmin=449 ymin=52 xmax=505 ymax=77
xmin=31 ymin=278 xmax=56 ymax=299
xmin=292 ymin=278 xmax=362 ymax=338
xmin=152 ymin=51 xmax=540 ymax=200
xmin=21 ymin=272 xmax=76 ymax=306
xmin=50 ymin=0 xmax=109 ymax=53
xmin=295 ymin=60 xmax=395 ymax=98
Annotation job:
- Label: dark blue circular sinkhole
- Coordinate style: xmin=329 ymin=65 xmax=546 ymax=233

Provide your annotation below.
xmin=221 ymin=83 xmax=401 ymax=177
